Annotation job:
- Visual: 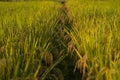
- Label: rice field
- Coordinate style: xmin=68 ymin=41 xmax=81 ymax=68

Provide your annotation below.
xmin=0 ymin=0 xmax=120 ymax=80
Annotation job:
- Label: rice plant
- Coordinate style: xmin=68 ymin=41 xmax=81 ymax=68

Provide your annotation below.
xmin=0 ymin=0 xmax=120 ymax=80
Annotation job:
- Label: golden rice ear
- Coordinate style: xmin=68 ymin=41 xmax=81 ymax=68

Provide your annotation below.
xmin=116 ymin=51 xmax=120 ymax=63
xmin=74 ymin=54 xmax=88 ymax=76
xmin=49 ymin=53 xmax=53 ymax=65
xmin=0 ymin=46 xmax=5 ymax=54
xmin=43 ymin=52 xmax=53 ymax=66
xmin=0 ymin=58 xmax=6 ymax=76
xmin=68 ymin=41 xmax=74 ymax=53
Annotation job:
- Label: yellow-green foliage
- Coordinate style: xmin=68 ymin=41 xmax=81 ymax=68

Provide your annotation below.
xmin=0 ymin=0 xmax=120 ymax=80
xmin=0 ymin=1 xmax=62 ymax=80
xmin=67 ymin=0 xmax=120 ymax=80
